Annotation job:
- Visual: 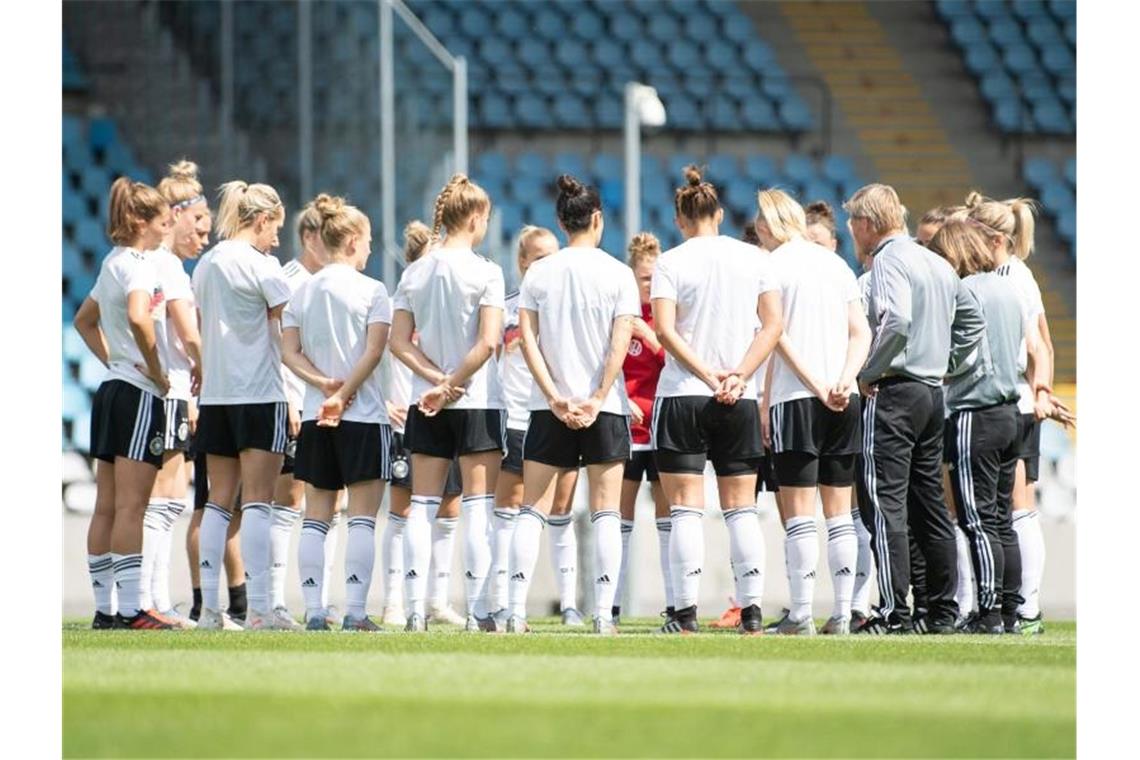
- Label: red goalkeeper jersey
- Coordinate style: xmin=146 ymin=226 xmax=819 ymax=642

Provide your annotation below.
xmin=623 ymin=302 xmax=665 ymax=445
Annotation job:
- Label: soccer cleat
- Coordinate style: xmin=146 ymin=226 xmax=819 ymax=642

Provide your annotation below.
xmin=197 ymin=608 xmax=244 ymax=631
xmin=710 ymin=598 xmax=742 ymax=629
xmin=738 ymin=604 xmax=763 ymax=636
xmin=464 ymin=613 xmax=499 ymax=632
xmin=592 ymin=616 xmax=618 ymax=635
xmin=561 ymin=607 xmax=586 ymax=627
xmin=767 ymin=611 xmax=817 ymax=636
xmin=91 ymin=611 xmax=115 ymax=630
xmin=1018 ymin=614 xmax=1045 ymax=636
xmin=960 ymin=611 xmax=1003 ymax=635
xmin=657 ymin=606 xmax=699 ymax=634
xmin=850 ymin=609 xmax=869 ymax=631
xmin=270 ymin=607 xmax=303 ymax=631
xmin=156 ymin=608 xmax=197 ymax=630
xmin=404 ymin=613 xmax=427 ymax=632
xmin=821 ymin=615 xmax=851 ymax=636
xmin=491 ymin=607 xmax=510 ymax=630
xmin=427 ymin=604 xmax=466 ymax=626
xmin=611 ymin=606 xmax=621 ymax=628
xmin=242 ymin=609 xmax=274 ymax=631
xmin=114 ymin=610 xmax=175 ymax=630
xmin=305 ymin=614 xmax=331 ymax=631
xmin=505 ymin=614 xmax=530 ymax=634
xmin=381 ymin=605 xmax=406 ymax=627
xmin=342 ymin=614 xmax=385 ymax=632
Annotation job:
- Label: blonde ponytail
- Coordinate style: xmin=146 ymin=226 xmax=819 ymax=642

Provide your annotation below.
xmin=214 ymin=180 xmax=284 ymax=239
xmin=1007 ymin=197 xmax=1037 ymax=261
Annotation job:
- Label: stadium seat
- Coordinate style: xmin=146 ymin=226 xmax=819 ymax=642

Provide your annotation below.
xmin=592 ymin=38 xmax=625 ymax=69
xmin=988 ymin=20 xmax=1025 ymax=47
xmin=78 ymin=353 xmax=107 ymax=391
xmin=494 ymin=6 xmax=527 ymax=38
xmin=610 ymin=9 xmax=642 ymax=42
xmin=707 ymin=154 xmax=740 ymax=183
xmin=571 ymin=8 xmax=604 ymax=40
xmin=478 ymin=92 xmax=512 ymax=129
xmin=974 ymin=0 xmax=1012 ymax=23
xmin=1040 ymin=180 xmax=1074 ymax=213
xmin=822 ymin=155 xmax=857 ymax=185
xmin=1033 ymin=100 xmax=1072 ymax=134
xmin=669 ymin=40 xmax=701 ymax=71
xmin=950 ymin=17 xmax=988 ymax=46
xmin=1023 ymin=156 xmax=1058 ymax=188
xmin=87 ymin=117 xmax=118 ymax=152
xmin=708 ymin=94 xmax=741 ymax=131
xmin=1041 ymin=46 xmax=1075 ymax=76
xmin=935 ymin=0 xmax=975 ymax=20
xmin=62 ymin=383 xmax=90 ymax=424
xmin=722 ymin=16 xmax=755 ymax=45
xmin=533 ymin=7 xmax=565 ymax=40
xmin=964 ymin=42 xmax=1001 ymax=76
xmin=1003 ymin=44 xmax=1039 ymax=76
xmin=516 ymin=37 xmax=547 ymax=70
xmin=1064 ymin=156 xmax=1076 ymax=187
xmin=744 ymin=155 xmax=779 ymax=185
xmin=778 ymin=98 xmax=814 ymax=132
xmin=1026 ymin=17 xmax=1064 ymax=48
xmin=1012 ymin=0 xmax=1050 ymax=22
xmin=742 ymin=43 xmax=776 ymax=73
xmin=552 ymin=94 xmax=591 ymax=129
xmin=993 ymin=100 xmax=1027 ymax=132
xmin=705 ymin=42 xmax=740 ymax=74
xmin=1049 ymin=0 xmax=1076 ymax=21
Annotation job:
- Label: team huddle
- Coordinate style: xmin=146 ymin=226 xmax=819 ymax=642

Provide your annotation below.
xmin=73 ymin=158 xmax=1073 ymax=635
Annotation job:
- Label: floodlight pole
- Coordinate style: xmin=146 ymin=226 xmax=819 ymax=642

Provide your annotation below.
xmin=380 ymin=0 xmax=396 ymax=287
xmin=624 ymin=83 xmax=641 ymax=247
xmin=298 ymin=0 xmax=313 ymax=217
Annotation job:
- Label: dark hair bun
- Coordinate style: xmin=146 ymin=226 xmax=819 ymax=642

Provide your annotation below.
xmin=557 ymin=174 xmax=584 ymax=195
xmin=683 ymin=165 xmax=703 ymax=187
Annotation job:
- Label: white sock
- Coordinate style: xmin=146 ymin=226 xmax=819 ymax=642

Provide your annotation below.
xmin=270 ymin=504 xmax=301 ymax=611
xmin=152 ymin=499 xmax=187 ymax=612
xmin=382 ymin=513 xmax=406 ymax=610
xmin=591 ymin=510 xmax=622 ymax=621
xmin=826 ymin=514 xmax=857 ymax=620
xmin=490 ymin=507 xmax=518 ymax=611
xmin=613 ymin=518 xmax=634 ymax=613
xmin=139 ymin=498 xmax=167 ymax=611
xmin=199 ymin=502 xmax=231 ymax=611
xmin=321 ymin=512 xmax=342 ymax=609
xmin=461 ymin=495 xmax=493 ymax=618
xmin=655 ymin=518 xmax=674 ymax=610
xmin=429 ymin=515 xmax=458 ymax=611
xmin=508 ymin=507 xmax=545 ymax=619
xmin=852 ymin=509 xmax=874 ymax=616
xmin=548 ymin=514 xmax=578 ymax=612
xmin=239 ymin=502 xmax=273 ymax=616
xmin=785 ymin=516 xmax=819 ymax=623
xmin=111 ymin=552 xmax=143 ymax=617
xmin=726 ymin=506 xmax=766 ymax=610
xmin=298 ymin=518 xmax=328 ymax=619
xmin=345 ymin=516 xmax=377 ymax=619
xmin=954 ymin=524 xmax=977 ymax=616
xmin=1013 ymin=509 xmax=1045 ymax=617
xmin=404 ymin=496 xmax=436 ymax=618
xmin=670 ymin=507 xmax=704 ymax=611
xmin=88 ymin=553 xmax=113 ymax=615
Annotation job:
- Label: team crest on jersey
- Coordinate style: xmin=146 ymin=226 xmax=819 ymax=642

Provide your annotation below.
xmin=628 ymin=339 xmax=643 ymax=357
xmin=149 ymin=435 xmax=164 ymax=456
xmin=177 ymin=421 xmax=189 ymax=442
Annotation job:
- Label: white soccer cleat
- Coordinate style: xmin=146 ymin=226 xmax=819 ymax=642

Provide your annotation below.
xmin=242 ymin=609 xmax=274 ymax=631
xmin=505 ymin=614 xmax=529 ymax=634
xmin=156 ymin=608 xmax=197 ymax=629
xmin=592 ymin=616 xmax=619 ymax=636
xmin=271 ymin=606 xmax=304 ymax=631
xmin=404 ymin=613 xmax=427 ymax=632
xmin=382 ymin=605 xmax=407 ymax=627
xmin=427 ymin=604 xmax=466 ymax=626
xmin=197 ymin=608 xmax=243 ymax=631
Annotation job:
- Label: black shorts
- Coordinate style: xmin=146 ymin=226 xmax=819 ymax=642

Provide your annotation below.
xmin=388 ymin=431 xmax=462 ymax=494
xmin=651 ymin=396 xmax=762 ymax=476
xmin=281 ymin=434 xmax=298 ymax=475
xmin=90 ymin=379 xmax=166 ymax=467
xmin=769 ymin=395 xmax=862 ymax=457
xmin=624 ymin=448 xmax=659 ymax=482
xmin=755 ymin=454 xmax=780 ymax=494
xmin=294 ymin=420 xmax=392 ymax=491
xmin=405 ymin=405 xmax=504 ymax=459
xmin=772 ymin=451 xmax=857 ymax=488
xmin=502 ymin=428 xmax=525 ymax=476
xmin=193 ymin=446 xmax=208 ymax=510
xmin=162 ymin=398 xmax=191 ymax=454
xmin=524 ymin=410 xmax=630 ymax=469
xmin=196 ymin=402 xmax=289 ymax=458
xmin=1015 ymin=413 xmax=1041 ymax=483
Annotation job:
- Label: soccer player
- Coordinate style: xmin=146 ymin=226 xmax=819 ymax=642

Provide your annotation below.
xmin=73 ymin=176 xmax=173 ymax=629
xmin=505 ymin=174 xmax=637 ymax=635
xmin=142 ymin=160 xmax=210 ymax=628
xmin=494 ymin=225 xmax=584 ymax=626
xmin=651 ymin=167 xmax=783 ymax=635
xmin=192 ymin=180 xmax=292 ymax=630
xmin=915 ymin=206 xmax=966 ymax=247
xmin=615 ymin=232 xmax=670 ymax=625
xmin=804 ymin=201 xmax=839 ymax=252
xmin=390 ymin=174 xmax=505 ymax=632
xmin=847 ymin=183 xmax=985 ymax=635
xmin=754 ymin=190 xmax=871 ymax=636
xmin=282 ymin=194 xmax=393 ymax=632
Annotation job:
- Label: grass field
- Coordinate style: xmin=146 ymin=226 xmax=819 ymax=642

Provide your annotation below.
xmin=63 ymin=617 xmax=1075 ymax=758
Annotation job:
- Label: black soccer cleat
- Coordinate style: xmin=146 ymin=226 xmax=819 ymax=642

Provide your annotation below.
xmin=113 ymin=610 xmax=175 ymax=630
xmin=738 ymin=604 xmax=763 ymax=635
xmin=854 ymin=615 xmax=909 ymax=635
xmin=91 ymin=611 xmax=115 ymax=630
xmin=657 ymin=605 xmax=699 ymax=634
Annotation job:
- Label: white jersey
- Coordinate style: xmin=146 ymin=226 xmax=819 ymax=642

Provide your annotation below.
xmin=282 ymin=263 xmax=392 ymax=424
xmin=767 ymin=237 xmax=862 ymax=406
xmin=650 ymin=235 xmax=780 ymax=400
xmin=499 ymin=290 xmax=533 ymax=431
xmin=519 ymin=246 xmax=640 ymax=415
xmin=380 ymin=352 xmax=413 ymax=434
xmin=90 ymin=246 xmax=166 ymax=397
xmin=192 ymin=239 xmax=292 ymax=405
xmin=858 ymin=270 xmax=872 ymax=315
xmin=280 ymin=258 xmax=314 ymax=410
xmin=392 ymin=246 xmax=506 ymax=410
xmin=996 ymin=257 xmax=1046 ymax=413
xmin=151 ymin=245 xmax=193 ymax=400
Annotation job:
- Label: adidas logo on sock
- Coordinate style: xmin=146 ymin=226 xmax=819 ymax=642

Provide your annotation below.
xmin=685 ymin=568 xmax=703 ymax=577
xmin=405 ymin=570 xmax=419 ymax=579
xmin=803 ymin=570 xmax=817 ymax=580
xmin=115 ymin=581 xmax=123 ymax=589
xmin=742 ymin=568 xmax=761 ymax=578
xmin=244 ymin=572 xmax=251 ymax=580
xmin=596 ymin=574 xmax=612 ymax=584
xmin=465 ymin=571 xmax=474 ymax=579
xmin=200 ymin=560 xmax=212 ymax=569
xmin=346 ymin=574 xmax=361 ymax=585
xmin=92 ymin=580 xmax=103 ymax=588
xmin=835 ymin=567 xmax=853 ymax=577
xmin=301 ymin=578 xmax=317 ymax=587
xmin=856 ymin=571 xmax=867 ymax=577
xmin=510 ymin=572 xmax=526 ymax=582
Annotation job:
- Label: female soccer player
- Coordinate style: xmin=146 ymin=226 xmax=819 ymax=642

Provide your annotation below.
xmin=73 ymin=176 xmax=173 ymax=629
xmin=192 ymin=180 xmax=292 ymax=630
xmin=754 ymin=189 xmax=871 ymax=636
xmin=141 ymin=160 xmax=210 ymax=628
xmin=651 ymin=167 xmax=784 ymax=635
xmin=390 ymin=174 xmax=505 ymax=632
xmin=494 ymin=225 xmax=584 ymax=626
xmin=505 ymin=174 xmax=637 ymax=635
xmin=614 ymin=232 xmax=670 ymax=625
xmin=282 ymin=194 xmax=392 ymax=631
xmin=804 ymin=201 xmax=839 ymax=252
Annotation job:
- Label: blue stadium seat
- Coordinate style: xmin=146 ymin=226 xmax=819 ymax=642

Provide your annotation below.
xmin=571 ymin=8 xmax=604 ymax=40
xmin=783 ymin=153 xmax=817 ymax=187
xmin=722 ymin=16 xmax=754 ymax=44
xmin=552 ymin=152 xmax=587 ymax=181
xmin=458 ymin=4 xmax=491 ymax=37
xmin=1040 ymin=180 xmax=1074 ymax=212
xmin=533 ymin=7 xmax=565 ymax=40
xmin=477 ymin=92 xmax=512 ymax=129
xmin=74 ymin=216 xmax=107 ymax=256
xmin=592 ymin=38 xmax=625 ymax=69
xmin=742 ymin=43 xmax=776 ymax=73
xmin=552 ymin=94 xmax=591 ymax=129
xmin=592 ymin=154 xmax=623 ymax=180
xmin=705 ymin=42 xmax=740 ymax=74
xmin=964 ymin=42 xmax=1001 ymax=76
xmin=87 ymin=117 xmax=118 ymax=152
xmin=595 ymin=96 xmax=623 ymax=129
xmin=63 ymin=114 xmax=84 ymax=152
xmin=63 ymin=326 xmax=86 ymax=364
xmin=494 ymin=5 xmax=528 ymax=38
xmin=1026 ymin=17 xmax=1064 ymax=48
xmin=513 ymin=93 xmax=549 ymax=128
xmin=803 ymin=180 xmax=840 ymax=210
xmin=631 ymin=39 xmax=663 ymax=71
xmin=744 ymin=155 xmax=778 ymax=185
xmin=570 ymin=67 xmax=604 ymax=98
xmin=1064 ymin=19 xmax=1075 ymax=47
xmin=669 ymin=40 xmax=701 ymax=71
xmin=1003 ymin=45 xmax=1039 ymax=76
xmin=610 ymin=9 xmax=642 ymax=42
xmin=979 ymin=71 xmax=1017 ymax=103
xmin=1049 ymin=1 xmax=1076 ymax=21
xmin=989 ymin=20 xmax=1025 ymax=47
xmin=478 ymin=37 xmax=512 ymax=67
xmin=1041 ymin=46 xmax=1075 ymax=76
xmin=517 ymin=37 xmax=547 ymax=70
xmin=1012 ymin=0 xmax=1050 ymax=21
xmin=935 ymin=0 xmax=976 ymax=20
xmin=1057 ymin=75 xmax=1075 ymax=107
xmin=1064 ymin=156 xmax=1076 ymax=187
xmin=495 ymin=67 xmax=530 ymax=96
xmin=1023 ymin=156 xmax=1058 ymax=188
xmin=685 ymin=12 xmax=718 ymax=40
xmin=1056 ymin=207 xmax=1075 ymax=246
xmin=993 ymin=100 xmax=1028 ymax=132
xmin=974 ymin=0 xmax=1012 ymax=23
xmin=950 ymin=17 xmax=988 ymax=46
xmin=497 ymin=203 xmax=523 ymax=238
xmin=663 ymin=96 xmax=702 ymax=131
xmin=778 ymin=98 xmax=814 ymax=132
xmin=78 ymin=353 xmax=107 ymax=391
xmin=1019 ymin=69 xmax=1055 ymax=101
xmin=740 ymin=98 xmax=779 ymax=131
xmin=707 ymin=154 xmax=740 ymax=183
xmin=708 ymin=94 xmax=742 ymax=131
xmin=556 ymin=38 xmax=589 ymax=69
xmin=1033 ymin=100 xmax=1072 ymax=134
xmin=721 ymin=75 xmax=759 ymax=100
xmin=63 ymin=383 xmax=90 ymax=425
xmin=822 ymin=155 xmax=857 ymax=185
xmin=515 ymin=152 xmax=548 ymax=180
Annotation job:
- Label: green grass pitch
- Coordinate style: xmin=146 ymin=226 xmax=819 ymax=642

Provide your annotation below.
xmin=63 ymin=618 xmax=1075 ymax=758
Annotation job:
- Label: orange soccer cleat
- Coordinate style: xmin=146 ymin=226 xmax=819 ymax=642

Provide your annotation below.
xmin=709 ymin=598 xmax=741 ymax=629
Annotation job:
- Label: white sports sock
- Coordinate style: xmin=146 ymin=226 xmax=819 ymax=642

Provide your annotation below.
xmin=548 ymin=514 xmax=578 ymax=612
xmin=88 ymin=553 xmax=113 ymax=615
xmin=461 ymin=495 xmax=493 ymax=618
xmin=270 ymin=504 xmax=301 ymax=610
xmin=298 ymin=519 xmax=329 ymax=619
xmin=404 ymin=496 xmax=436 ymax=618
xmin=111 ymin=553 xmax=143 ymax=617
xmin=725 ymin=507 xmax=765 ymax=610
xmin=508 ymin=507 xmax=545 ymax=619
xmin=490 ymin=507 xmax=518 ymax=611
xmin=785 ymin=516 xmax=819 ymax=623
xmin=826 ymin=514 xmax=857 ymax=620
xmin=954 ymin=524 xmax=977 ymax=616
xmin=239 ymin=502 xmax=273 ymax=616
xmin=613 ymin=518 xmax=634 ymax=613
xmin=852 ymin=509 xmax=874 ymax=616
xmin=670 ymin=507 xmax=704 ymax=611
xmin=139 ymin=498 xmax=167 ymax=611
xmin=345 ymin=516 xmax=377 ymax=619
xmin=1012 ymin=508 xmax=1045 ymax=617
xmin=429 ymin=515 xmax=458 ymax=610
xmin=591 ymin=510 xmax=622 ymax=621
xmin=655 ymin=518 xmax=674 ymax=610
xmin=152 ymin=499 xmax=187 ymax=612
xmin=199 ymin=503 xmax=231 ymax=611
xmin=322 ymin=511 xmax=342 ymax=609
xmin=382 ymin=513 xmax=406 ymax=610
